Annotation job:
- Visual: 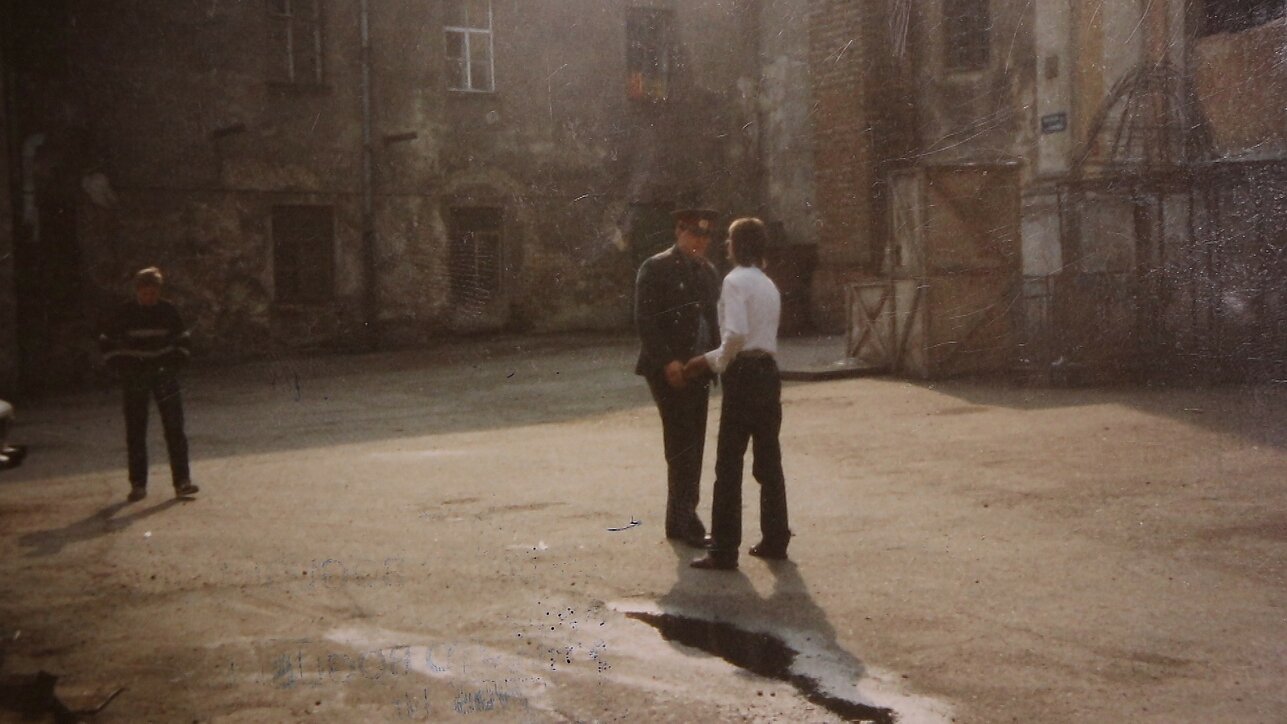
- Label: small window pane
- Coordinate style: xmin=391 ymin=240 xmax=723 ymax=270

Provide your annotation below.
xmin=1202 ymin=0 xmax=1286 ymax=34
xmin=469 ymin=32 xmax=493 ymax=90
xmin=446 ymin=31 xmax=467 ymax=89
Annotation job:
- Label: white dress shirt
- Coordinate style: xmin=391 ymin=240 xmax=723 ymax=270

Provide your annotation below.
xmin=704 ymin=265 xmax=781 ymax=374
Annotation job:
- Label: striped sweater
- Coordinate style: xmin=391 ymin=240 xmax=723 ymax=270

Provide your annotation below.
xmin=99 ymin=300 xmax=192 ymax=374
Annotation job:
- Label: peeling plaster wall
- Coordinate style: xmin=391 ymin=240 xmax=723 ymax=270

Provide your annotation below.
xmin=64 ymin=2 xmax=369 ymax=361
xmin=10 ymin=0 xmax=768 ymax=379
xmin=909 ymin=0 xmax=1036 ymax=167
xmin=413 ymin=0 xmax=764 ymax=335
xmin=759 ymin=0 xmax=818 ymax=249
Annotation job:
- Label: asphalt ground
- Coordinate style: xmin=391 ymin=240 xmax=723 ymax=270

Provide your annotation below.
xmin=0 ymin=334 xmax=1283 ymax=722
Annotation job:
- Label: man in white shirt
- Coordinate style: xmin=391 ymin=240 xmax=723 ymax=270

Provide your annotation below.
xmin=683 ymin=217 xmax=790 ymax=570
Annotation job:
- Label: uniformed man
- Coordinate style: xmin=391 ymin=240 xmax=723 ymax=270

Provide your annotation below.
xmin=100 ymin=267 xmax=199 ymax=502
xmin=684 ymin=217 xmax=791 ymax=570
xmin=634 ymin=208 xmax=721 ymax=547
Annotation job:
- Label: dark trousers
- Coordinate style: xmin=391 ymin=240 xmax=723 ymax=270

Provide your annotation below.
xmin=646 ymin=373 xmax=710 ymax=540
xmin=123 ymin=371 xmax=190 ymax=487
xmin=709 ymin=356 xmax=789 ymax=559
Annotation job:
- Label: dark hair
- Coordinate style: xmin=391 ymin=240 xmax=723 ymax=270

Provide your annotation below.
xmin=727 ymin=217 xmax=768 ymax=267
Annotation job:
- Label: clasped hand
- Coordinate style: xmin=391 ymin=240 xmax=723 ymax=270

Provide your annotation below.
xmin=663 ymin=355 xmax=712 ymax=389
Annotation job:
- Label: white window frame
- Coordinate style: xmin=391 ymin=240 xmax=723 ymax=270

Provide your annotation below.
xmin=445 ymin=1 xmax=495 ymax=93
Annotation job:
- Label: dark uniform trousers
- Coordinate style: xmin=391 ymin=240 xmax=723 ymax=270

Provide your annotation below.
xmin=124 ymin=369 xmax=190 ymax=487
xmin=646 ymin=374 xmax=710 ymax=540
xmin=709 ymin=355 xmax=789 ymax=558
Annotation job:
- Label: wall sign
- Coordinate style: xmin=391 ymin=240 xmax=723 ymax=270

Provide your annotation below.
xmin=1041 ymin=112 xmax=1068 ymax=134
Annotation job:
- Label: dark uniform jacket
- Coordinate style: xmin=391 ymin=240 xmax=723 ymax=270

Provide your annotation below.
xmin=635 ymin=245 xmax=720 ymax=377
xmin=99 ymin=300 xmax=192 ymax=378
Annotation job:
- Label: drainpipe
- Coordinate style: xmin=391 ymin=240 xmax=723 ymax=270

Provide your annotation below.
xmin=359 ymin=0 xmax=378 ymax=348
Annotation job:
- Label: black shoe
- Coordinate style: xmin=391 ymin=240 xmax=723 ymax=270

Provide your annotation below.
xmin=127 ymin=485 xmax=147 ymax=502
xmin=174 ymin=481 xmax=199 ymax=498
xmin=690 ymin=554 xmax=737 ymax=570
xmin=748 ymin=542 xmax=789 ymax=560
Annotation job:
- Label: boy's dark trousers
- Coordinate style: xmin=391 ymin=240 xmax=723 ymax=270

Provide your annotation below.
xmin=708 ymin=355 xmax=789 ymax=560
xmin=123 ymin=369 xmax=190 ymax=488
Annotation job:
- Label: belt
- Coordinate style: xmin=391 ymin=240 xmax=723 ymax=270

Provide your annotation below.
xmin=736 ymin=350 xmax=774 ymax=360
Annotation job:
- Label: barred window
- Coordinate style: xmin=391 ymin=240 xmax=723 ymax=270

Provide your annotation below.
xmin=272 ymin=206 xmax=335 ymax=304
xmin=449 ymin=207 xmax=503 ymax=305
xmin=268 ymin=0 xmax=325 ymax=85
xmin=1201 ymin=0 xmax=1285 ymax=35
xmin=445 ymin=0 xmax=495 ymax=92
xmin=627 ymin=8 xmax=673 ymax=102
xmin=943 ymin=0 xmax=991 ymax=72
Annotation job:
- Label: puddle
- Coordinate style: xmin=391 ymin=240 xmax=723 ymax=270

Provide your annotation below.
xmin=0 ymin=671 xmax=123 ymax=721
xmin=626 ymin=612 xmax=894 ymax=723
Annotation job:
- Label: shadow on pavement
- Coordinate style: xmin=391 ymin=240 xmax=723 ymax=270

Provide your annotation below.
xmin=3 ymin=335 xmax=655 ymax=481
xmin=629 ymin=542 xmax=892 ymax=722
xmin=18 ymin=498 xmax=185 ymax=557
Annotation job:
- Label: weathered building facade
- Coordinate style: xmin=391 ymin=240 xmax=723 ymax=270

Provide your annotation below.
xmin=1 ymin=0 xmax=817 ymax=395
xmin=809 ymin=0 xmax=1286 ymax=381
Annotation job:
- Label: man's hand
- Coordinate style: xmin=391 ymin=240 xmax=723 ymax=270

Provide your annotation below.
xmin=664 ymin=360 xmax=687 ymax=389
xmin=683 ymin=355 xmax=711 ymax=381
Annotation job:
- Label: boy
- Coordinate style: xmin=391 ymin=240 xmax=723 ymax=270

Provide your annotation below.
xmin=100 ymin=267 xmax=198 ymax=501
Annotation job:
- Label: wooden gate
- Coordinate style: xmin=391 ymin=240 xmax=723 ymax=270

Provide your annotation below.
xmin=848 ymin=164 xmax=1021 ymax=378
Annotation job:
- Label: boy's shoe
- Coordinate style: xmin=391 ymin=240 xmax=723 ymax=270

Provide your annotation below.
xmin=689 ymin=554 xmax=738 ymax=571
xmin=748 ymin=542 xmax=789 ymax=560
xmin=127 ymin=485 xmax=148 ymax=502
xmin=174 ymin=481 xmax=200 ymax=498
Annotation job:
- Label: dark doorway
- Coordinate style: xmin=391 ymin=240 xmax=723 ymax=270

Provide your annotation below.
xmin=5 ymin=0 xmax=93 ymax=394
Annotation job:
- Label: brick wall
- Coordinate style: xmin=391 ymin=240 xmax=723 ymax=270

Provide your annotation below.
xmin=807 ymin=1 xmax=922 ymax=329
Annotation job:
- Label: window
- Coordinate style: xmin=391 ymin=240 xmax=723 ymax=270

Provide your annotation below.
xmin=272 ymin=206 xmax=335 ymax=304
xmin=448 ymin=207 xmax=503 ymax=304
xmin=1200 ymin=0 xmax=1285 ymax=35
xmin=445 ymin=0 xmax=494 ymax=92
xmin=943 ymin=0 xmax=991 ymax=72
xmin=267 ymin=0 xmax=324 ymax=85
xmin=627 ymin=8 xmax=673 ymax=102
